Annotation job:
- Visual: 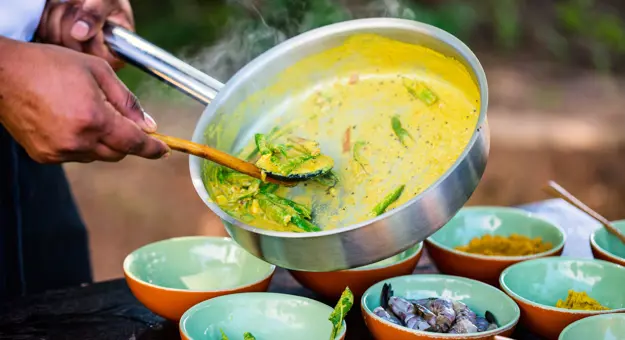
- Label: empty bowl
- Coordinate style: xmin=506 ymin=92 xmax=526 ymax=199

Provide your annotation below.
xmin=425 ymin=206 xmax=565 ymax=285
xmin=361 ymin=274 xmax=520 ymax=340
xmin=289 ymin=242 xmax=423 ymax=300
xmin=179 ymin=292 xmax=347 ymax=340
xmin=590 ymin=220 xmax=625 ymax=267
xmin=499 ymin=257 xmax=625 ymax=340
xmin=123 ymin=236 xmax=275 ymax=321
xmin=559 ymin=313 xmax=625 ymax=340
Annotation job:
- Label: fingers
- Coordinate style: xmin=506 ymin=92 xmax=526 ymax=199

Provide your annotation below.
xmin=99 ymin=108 xmax=169 ymax=160
xmin=70 ymin=0 xmax=115 ymax=42
xmin=90 ymin=61 xmax=157 ymax=132
xmin=92 ymin=143 xmax=127 ymax=162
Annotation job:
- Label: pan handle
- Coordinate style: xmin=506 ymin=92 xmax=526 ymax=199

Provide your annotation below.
xmin=103 ymin=23 xmax=223 ymax=106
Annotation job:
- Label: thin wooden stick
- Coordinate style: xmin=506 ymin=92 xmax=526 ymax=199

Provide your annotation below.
xmin=150 ymin=132 xmax=296 ymax=187
xmin=543 ymin=180 xmax=625 ymax=244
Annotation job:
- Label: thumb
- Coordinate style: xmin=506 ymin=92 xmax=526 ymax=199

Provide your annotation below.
xmin=90 ymin=61 xmax=158 ymax=133
xmin=70 ymin=0 xmax=112 ymax=41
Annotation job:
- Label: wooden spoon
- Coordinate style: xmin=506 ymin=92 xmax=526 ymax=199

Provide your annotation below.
xmin=543 ymin=180 xmax=625 ymax=245
xmin=150 ymin=132 xmax=298 ymax=187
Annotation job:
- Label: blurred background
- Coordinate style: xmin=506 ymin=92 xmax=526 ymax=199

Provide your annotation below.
xmin=64 ymin=0 xmax=625 ymax=281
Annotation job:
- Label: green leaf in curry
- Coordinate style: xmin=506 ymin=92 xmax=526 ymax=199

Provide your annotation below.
xmin=370 ymin=185 xmax=405 ymax=217
xmin=353 ymin=140 xmax=369 ymax=173
xmin=391 ymin=116 xmax=414 ymax=147
xmin=328 ymin=287 xmax=354 ymax=340
xmin=403 ymin=79 xmax=439 ymax=106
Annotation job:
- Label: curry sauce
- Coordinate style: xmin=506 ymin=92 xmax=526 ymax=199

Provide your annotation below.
xmin=205 ymin=34 xmax=481 ymax=232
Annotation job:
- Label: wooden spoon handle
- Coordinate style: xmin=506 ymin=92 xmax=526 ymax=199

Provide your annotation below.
xmin=544 ymin=180 xmax=625 ymax=244
xmin=150 ymin=132 xmax=294 ymax=187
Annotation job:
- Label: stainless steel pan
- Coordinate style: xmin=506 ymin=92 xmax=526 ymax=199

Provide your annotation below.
xmin=104 ymin=18 xmax=489 ymax=272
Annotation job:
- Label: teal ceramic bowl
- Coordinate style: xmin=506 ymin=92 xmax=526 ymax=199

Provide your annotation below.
xmin=500 ymin=257 xmax=625 ymax=340
xmin=590 ymin=220 xmax=625 ymax=267
xmin=361 ymin=274 xmax=521 ymax=340
xmin=425 ymin=206 xmax=566 ymax=285
xmin=179 ymin=292 xmax=347 ymax=340
xmin=123 ymin=236 xmax=276 ymax=321
xmin=559 ymin=313 xmax=625 ymax=340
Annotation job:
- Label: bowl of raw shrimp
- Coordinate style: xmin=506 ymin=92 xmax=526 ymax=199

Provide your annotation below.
xmin=361 ymin=274 xmax=520 ymax=340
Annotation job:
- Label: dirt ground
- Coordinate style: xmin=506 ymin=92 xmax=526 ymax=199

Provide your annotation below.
xmin=64 ymin=57 xmax=625 ymax=281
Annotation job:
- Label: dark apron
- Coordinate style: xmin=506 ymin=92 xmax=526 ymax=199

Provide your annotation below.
xmin=0 ymin=125 xmax=92 ymax=301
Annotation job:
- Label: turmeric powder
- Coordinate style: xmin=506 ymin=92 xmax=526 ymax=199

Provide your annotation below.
xmin=556 ymin=290 xmax=610 ymax=311
xmin=455 ymin=233 xmax=553 ymax=256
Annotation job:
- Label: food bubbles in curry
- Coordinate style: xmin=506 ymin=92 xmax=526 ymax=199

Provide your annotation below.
xmin=204 ymin=34 xmax=480 ymax=232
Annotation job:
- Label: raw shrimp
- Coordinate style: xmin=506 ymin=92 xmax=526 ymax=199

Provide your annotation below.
xmin=415 ymin=298 xmax=456 ymax=333
xmin=449 ymin=300 xmax=478 ymax=334
xmin=389 ymin=296 xmax=431 ymax=330
xmin=373 ymin=307 xmax=402 ymax=325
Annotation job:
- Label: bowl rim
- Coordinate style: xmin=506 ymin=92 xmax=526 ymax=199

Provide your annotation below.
xmin=590 ymin=220 xmax=625 ymax=264
xmin=123 ymin=236 xmax=276 ymax=293
xmin=499 ymin=257 xmax=625 ymax=315
xmin=179 ymin=292 xmax=347 ymax=339
xmin=558 ymin=313 xmax=625 ymax=340
xmin=346 ymin=242 xmax=423 ymax=272
xmin=289 ymin=242 xmax=423 ymax=273
xmin=361 ymin=273 xmax=521 ymax=338
xmin=425 ymin=206 xmax=567 ymax=262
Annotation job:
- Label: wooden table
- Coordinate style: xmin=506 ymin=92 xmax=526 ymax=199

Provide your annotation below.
xmin=0 ymin=199 xmax=601 ymax=340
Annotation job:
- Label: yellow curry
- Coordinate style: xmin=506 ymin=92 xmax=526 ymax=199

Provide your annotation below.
xmin=205 ymin=34 xmax=480 ymax=232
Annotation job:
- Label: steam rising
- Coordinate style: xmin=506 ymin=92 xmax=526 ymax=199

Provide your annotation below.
xmin=187 ymin=0 xmax=417 ymax=82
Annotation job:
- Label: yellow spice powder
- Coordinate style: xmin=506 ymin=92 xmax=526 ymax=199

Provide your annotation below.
xmin=556 ymin=290 xmax=610 ymax=311
xmin=455 ymin=233 xmax=553 ymax=256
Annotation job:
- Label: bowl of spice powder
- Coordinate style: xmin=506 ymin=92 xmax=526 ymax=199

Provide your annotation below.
xmin=500 ymin=257 xmax=625 ymax=340
xmin=425 ymin=206 xmax=565 ymax=286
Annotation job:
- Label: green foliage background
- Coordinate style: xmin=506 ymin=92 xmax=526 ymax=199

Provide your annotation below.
xmin=120 ymin=0 xmax=625 ymax=93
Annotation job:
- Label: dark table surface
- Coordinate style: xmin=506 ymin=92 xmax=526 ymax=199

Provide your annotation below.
xmin=0 ymin=199 xmax=602 ymax=340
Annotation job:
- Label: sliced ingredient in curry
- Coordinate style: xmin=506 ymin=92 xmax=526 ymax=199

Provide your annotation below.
xmin=254 ymin=133 xmax=334 ymax=178
xmin=455 ymin=233 xmax=553 ymax=256
xmin=373 ymin=283 xmax=498 ymax=334
xmin=207 ymin=165 xmax=321 ymax=233
xmin=556 ymin=290 xmax=610 ymax=311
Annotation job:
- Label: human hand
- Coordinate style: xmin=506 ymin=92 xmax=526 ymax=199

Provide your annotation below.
xmin=0 ymin=38 xmax=169 ymax=163
xmin=37 ymin=0 xmax=134 ymax=70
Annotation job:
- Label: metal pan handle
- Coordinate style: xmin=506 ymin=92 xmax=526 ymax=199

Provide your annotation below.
xmin=103 ymin=22 xmax=224 ymax=106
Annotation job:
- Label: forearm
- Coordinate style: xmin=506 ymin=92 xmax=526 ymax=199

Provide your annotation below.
xmin=0 ymin=36 xmax=29 ymax=122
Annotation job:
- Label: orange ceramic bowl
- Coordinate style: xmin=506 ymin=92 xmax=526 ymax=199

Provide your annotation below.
xmin=500 ymin=257 xmax=625 ymax=340
xmin=425 ymin=206 xmax=565 ymax=286
xmin=289 ymin=242 xmax=423 ymax=300
xmin=361 ymin=274 xmax=520 ymax=340
xmin=590 ymin=220 xmax=625 ymax=267
xmin=123 ymin=236 xmax=275 ymax=321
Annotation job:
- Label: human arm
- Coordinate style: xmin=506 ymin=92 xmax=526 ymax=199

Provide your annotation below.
xmin=0 ymin=36 xmax=168 ymax=163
